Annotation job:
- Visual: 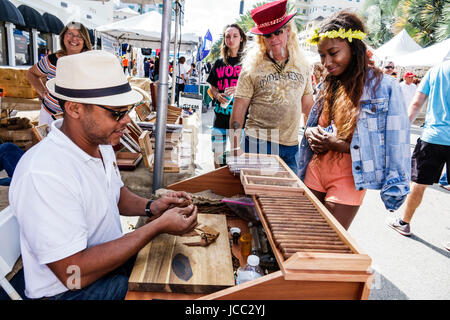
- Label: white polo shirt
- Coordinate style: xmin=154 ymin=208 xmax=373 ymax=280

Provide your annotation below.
xmin=9 ymin=119 xmax=124 ymax=299
xmin=399 ymin=81 xmax=417 ymax=109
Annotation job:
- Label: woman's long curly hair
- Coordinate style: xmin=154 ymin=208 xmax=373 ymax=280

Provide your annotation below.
xmin=317 ymin=11 xmax=382 ymax=142
xmin=220 ymin=24 xmax=247 ymax=65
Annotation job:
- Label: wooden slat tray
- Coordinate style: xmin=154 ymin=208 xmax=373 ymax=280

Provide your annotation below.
xmin=237 ymin=154 xmax=304 ymax=196
xmin=254 ymin=195 xmax=372 ymax=282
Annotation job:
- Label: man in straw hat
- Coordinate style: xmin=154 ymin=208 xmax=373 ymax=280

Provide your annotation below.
xmin=230 ymin=0 xmax=314 ymax=173
xmin=9 ymin=50 xmax=197 ymax=300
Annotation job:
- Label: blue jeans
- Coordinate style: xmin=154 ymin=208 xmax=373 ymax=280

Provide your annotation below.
xmin=46 ymin=256 xmax=136 ymax=300
xmin=243 ymin=134 xmax=299 ymax=173
xmin=0 ymin=143 xmax=24 ymax=186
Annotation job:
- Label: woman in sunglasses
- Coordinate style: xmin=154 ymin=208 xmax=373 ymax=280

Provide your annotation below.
xmin=298 ymin=11 xmax=410 ymax=229
xmin=230 ymin=0 xmax=314 ymax=173
xmin=27 ymin=22 xmax=92 ymax=126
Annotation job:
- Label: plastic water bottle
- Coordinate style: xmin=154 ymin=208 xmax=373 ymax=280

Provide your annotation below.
xmin=220 ymin=94 xmax=233 ymax=109
xmin=236 ymin=255 xmax=264 ymax=285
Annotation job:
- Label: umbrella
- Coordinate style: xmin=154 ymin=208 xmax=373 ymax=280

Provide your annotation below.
xmin=42 ymin=12 xmax=64 ymax=35
xmin=17 ymin=4 xmax=49 ymax=33
xmin=0 ymin=0 xmax=25 ymax=26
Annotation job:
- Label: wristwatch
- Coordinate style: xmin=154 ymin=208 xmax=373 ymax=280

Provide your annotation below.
xmin=145 ymin=200 xmax=154 ymax=218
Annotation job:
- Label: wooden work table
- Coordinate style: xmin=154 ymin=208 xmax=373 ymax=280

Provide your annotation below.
xmin=125 ymin=216 xmax=250 ymax=300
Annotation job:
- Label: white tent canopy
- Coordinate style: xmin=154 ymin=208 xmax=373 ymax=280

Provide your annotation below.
xmin=391 ymin=38 xmax=450 ymax=67
xmin=96 ymin=11 xmax=199 ymax=51
xmin=374 ymin=29 xmax=422 ymax=61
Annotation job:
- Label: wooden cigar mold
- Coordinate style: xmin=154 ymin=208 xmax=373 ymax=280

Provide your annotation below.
xmin=256 ymin=195 xmax=354 ymax=260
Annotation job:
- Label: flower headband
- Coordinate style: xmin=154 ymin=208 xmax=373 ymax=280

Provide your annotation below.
xmin=306 ymin=28 xmax=366 ymax=45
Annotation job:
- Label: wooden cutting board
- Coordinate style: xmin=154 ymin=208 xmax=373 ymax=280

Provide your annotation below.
xmin=128 ymin=213 xmax=235 ymax=294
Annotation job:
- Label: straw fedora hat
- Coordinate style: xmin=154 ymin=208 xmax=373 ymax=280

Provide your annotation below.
xmin=46 ymin=50 xmax=143 ymax=107
xmin=250 ymin=0 xmax=296 ymax=35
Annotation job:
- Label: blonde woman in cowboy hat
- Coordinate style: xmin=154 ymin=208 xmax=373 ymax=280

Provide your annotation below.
xmin=9 ymin=51 xmax=198 ymax=300
xmin=230 ymin=0 xmax=314 ymax=173
xmin=26 ymin=21 xmax=92 ymax=126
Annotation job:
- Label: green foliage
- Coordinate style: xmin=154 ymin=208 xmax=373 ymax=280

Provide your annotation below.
xmin=362 ymin=0 xmax=449 ymax=48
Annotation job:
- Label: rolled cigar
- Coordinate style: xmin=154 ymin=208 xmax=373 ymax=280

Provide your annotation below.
xmin=167 ymin=197 xmax=193 ymax=209
xmin=279 ymin=243 xmax=350 ymax=250
xmin=277 ymin=239 xmax=348 ymax=247
xmin=269 ymin=224 xmax=333 ymax=231
xmin=280 ymin=246 xmax=352 ymax=255
xmin=266 ymin=218 xmax=329 ymax=224
xmin=272 ymin=229 xmax=337 ymax=236
xmin=266 ymin=219 xmax=327 ymax=225
xmin=274 ymin=234 xmax=341 ymax=242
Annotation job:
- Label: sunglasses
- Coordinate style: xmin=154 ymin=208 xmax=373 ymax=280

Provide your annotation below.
xmin=384 ymin=66 xmax=394 ymax=69
xmin=66 ymin=31 xmax=83 ymax=40
xmin=93 ymin=104 xmax=136 ymax=121
xmin=263 ymin=28 xmax=286 ymax=38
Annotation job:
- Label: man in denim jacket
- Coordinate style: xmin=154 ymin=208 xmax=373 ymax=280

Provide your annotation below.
xmin=298 ymin=70 xmax=411 ymax=212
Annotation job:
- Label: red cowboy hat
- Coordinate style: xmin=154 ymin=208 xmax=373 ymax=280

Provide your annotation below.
xmin=250 ymin=0 xmax=296 ymax=35
xmin=404 ymin=72 xmax=415 ymax=78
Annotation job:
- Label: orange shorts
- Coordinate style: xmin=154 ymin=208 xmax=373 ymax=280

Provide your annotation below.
xmin=304 ymin=153 xmax=366 ymax=206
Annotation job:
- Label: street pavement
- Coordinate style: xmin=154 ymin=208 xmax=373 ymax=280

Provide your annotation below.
xmin=197 ymin=107 xmax=450 ymax=300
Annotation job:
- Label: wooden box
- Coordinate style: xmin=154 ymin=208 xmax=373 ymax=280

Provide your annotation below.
xmin=0 ymin=67 xmax=38 ymax=98
xmin=116 ymin=151 xmax=142 ymax=171
xmin=126 ymin=161 xmax=374 ymax=300
xmin=0 ymin=127 xmax=35 ymax=150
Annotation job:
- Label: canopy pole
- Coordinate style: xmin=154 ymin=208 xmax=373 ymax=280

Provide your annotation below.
xmin=152 ymin=0 xmax=172 ymax=193
xmin=170 ymin=1 xmax=180 ymax=106
xmin=5 ymin=22 xmax=16 ymax=67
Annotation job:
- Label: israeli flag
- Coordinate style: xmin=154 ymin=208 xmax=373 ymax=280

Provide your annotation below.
xmin=198 ymin=29 xmax=213 ymax=61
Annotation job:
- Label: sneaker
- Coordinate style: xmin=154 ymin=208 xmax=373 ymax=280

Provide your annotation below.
xmin=386 ymin=217 xmax=411 ymax=236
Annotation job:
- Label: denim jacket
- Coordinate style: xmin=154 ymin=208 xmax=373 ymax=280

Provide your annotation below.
xmin=298 ymin=72 xmax=411 ymax=211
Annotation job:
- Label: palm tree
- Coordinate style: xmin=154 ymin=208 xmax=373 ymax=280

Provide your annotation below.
xmin=435 ymin=2 xmax=450 ymax=42
xmin=394 ymin=0 xmax=449 ymax=46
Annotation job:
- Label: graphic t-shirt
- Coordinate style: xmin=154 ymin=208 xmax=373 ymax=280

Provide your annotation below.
xmin=235 ymin=57 xmax=312 ymax=146
xmin=207 ymin=56 xmax=242 ymax=129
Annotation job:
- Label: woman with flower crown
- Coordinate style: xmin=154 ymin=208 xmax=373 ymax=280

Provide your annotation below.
xmin=298 ymin=11 xmax=411 ymax=230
